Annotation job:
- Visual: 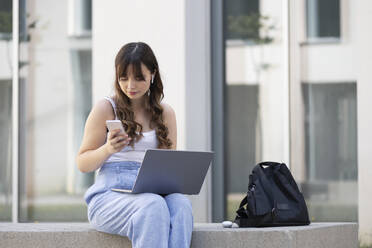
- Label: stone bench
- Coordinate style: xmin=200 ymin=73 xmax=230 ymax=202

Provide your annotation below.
xmin=0 ymin=222 xmax=357 ymax=248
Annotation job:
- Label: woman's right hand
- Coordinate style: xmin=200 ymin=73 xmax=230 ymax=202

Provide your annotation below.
xmin=105 ymin=129 xmax=132 ymax=155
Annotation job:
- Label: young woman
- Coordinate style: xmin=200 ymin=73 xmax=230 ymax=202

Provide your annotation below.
xmin=76 ymin=42 xmax=193 ymax=248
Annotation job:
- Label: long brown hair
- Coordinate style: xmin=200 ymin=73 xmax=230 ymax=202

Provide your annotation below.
xmin=112 ymin=42 xmax=172 ymax=149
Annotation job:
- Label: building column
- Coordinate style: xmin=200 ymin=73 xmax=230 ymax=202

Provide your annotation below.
xmin=356 ymin=0 xmax=372 ymax=245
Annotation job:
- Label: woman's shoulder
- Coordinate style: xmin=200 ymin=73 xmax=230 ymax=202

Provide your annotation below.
xmin=90 ymin=97 xmax=116 ymax=120
xmin=160 ymin=102 xmax=176 ymax=116
xmin=160 ymin=102 xmax=176 ymax=125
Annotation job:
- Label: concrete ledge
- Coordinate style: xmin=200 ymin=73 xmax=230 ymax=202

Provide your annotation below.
xmin=0 ymin=222 xmax=358 ymax=248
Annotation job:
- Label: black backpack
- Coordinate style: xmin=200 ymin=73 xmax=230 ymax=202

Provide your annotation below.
xmin=234 ymin=161 xmax=310 ymax=227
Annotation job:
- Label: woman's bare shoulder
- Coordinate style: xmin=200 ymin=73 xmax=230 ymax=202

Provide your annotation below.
xmin=77 ymin=98 xmax=114 ymax=158
xmin=160 ymin=102 xmax=177 ymax=149
xmin=89 ymin=98 xmax=116 ymax=121
xmin=160 ymin=102 xmax=176 ymax=125
xmin=160 ymin=102 xmax=175 ymax=116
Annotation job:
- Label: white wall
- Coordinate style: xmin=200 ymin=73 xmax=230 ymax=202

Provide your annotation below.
xmin=93 ymin=0 xmax=212 ymax=222
xmin=93 ymin=0 xmax=186 ymax=148
xmin=300 ymin=45 xmax=356 ymax=82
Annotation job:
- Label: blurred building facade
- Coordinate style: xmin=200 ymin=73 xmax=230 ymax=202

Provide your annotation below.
xmin=1 ymin=0 xmax=371 ymax=246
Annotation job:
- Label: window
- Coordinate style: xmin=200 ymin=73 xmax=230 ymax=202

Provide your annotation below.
xmin=68 ymin=0 xmax=92 ymax=37
xmin=301 ymin=82 xmax=357 ymax=221
xmin=0 ymin=0 xmax=12 ymax=35
xmin=225 ymin=0 xmax=260 ymax=41
xmin=306 ymin=0 xmax=340 ymax=39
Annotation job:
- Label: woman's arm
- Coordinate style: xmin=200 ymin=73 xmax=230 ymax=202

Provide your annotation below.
xmin=161 ymin=103 xmax=177 ymax=150
xmin=76 ymin=99 xmax=130 ymax=173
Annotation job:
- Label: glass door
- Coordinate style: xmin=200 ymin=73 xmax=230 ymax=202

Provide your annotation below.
xmin=223 ymin=0 xmax=288 ymax=220
xmin=0 ymin=0 xmax=13 ymax=222
xmin=18 ymin=0 xmax=93 ymax=222
xmin=289 ymin=0 xmax=358 ymax=222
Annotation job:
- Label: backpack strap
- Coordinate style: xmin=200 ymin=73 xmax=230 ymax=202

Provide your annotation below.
xmin=252 ymin=162 xmax=279 ymax=211
xmin=235 ymin=196 xmax=248 ymax=218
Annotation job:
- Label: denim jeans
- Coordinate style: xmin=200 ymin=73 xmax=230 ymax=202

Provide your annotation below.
xmin=84 ymin=161 xmax=193 ymax=248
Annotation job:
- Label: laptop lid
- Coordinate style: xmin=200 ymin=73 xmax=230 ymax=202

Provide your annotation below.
xmin=130 ymin=149 xmax=213 ymax=195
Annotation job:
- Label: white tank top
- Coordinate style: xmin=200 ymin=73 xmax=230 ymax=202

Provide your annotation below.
xmin=103 ymin=96 xmax=158 ymax=164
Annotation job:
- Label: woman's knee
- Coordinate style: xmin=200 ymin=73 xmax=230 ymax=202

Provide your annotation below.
xmin=165 ymin=193 xmax=193 ymax=216
xmin=139 ymin=193 xmax=171 ymax=221
xmin=166 ymin=193 xmax=192 ymax=208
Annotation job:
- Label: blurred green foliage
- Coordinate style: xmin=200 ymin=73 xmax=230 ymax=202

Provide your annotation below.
xmin=227 ymin=13 xmax=275 ymax=45
xmin=0 ymin=11 xmax=12 ymax=34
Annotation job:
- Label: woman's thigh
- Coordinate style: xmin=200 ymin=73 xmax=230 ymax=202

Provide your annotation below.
xmin=88 ymin=191 xmax=169 ymax=234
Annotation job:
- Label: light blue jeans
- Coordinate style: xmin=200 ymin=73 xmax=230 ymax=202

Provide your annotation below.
xmin=84 ymin=161 xmax=193 ymax=248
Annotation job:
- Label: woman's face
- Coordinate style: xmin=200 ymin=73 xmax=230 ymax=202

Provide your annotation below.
xmin=118 ymin=63 xmax=153 ymax=100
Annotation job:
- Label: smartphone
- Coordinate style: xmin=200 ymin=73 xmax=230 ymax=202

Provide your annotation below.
xmin=106 ymin=120 xmax=126 ymax=135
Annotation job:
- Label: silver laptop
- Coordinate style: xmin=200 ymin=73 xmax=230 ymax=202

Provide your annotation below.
xmin=111 ymin=149 xmax=214 ymax=195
